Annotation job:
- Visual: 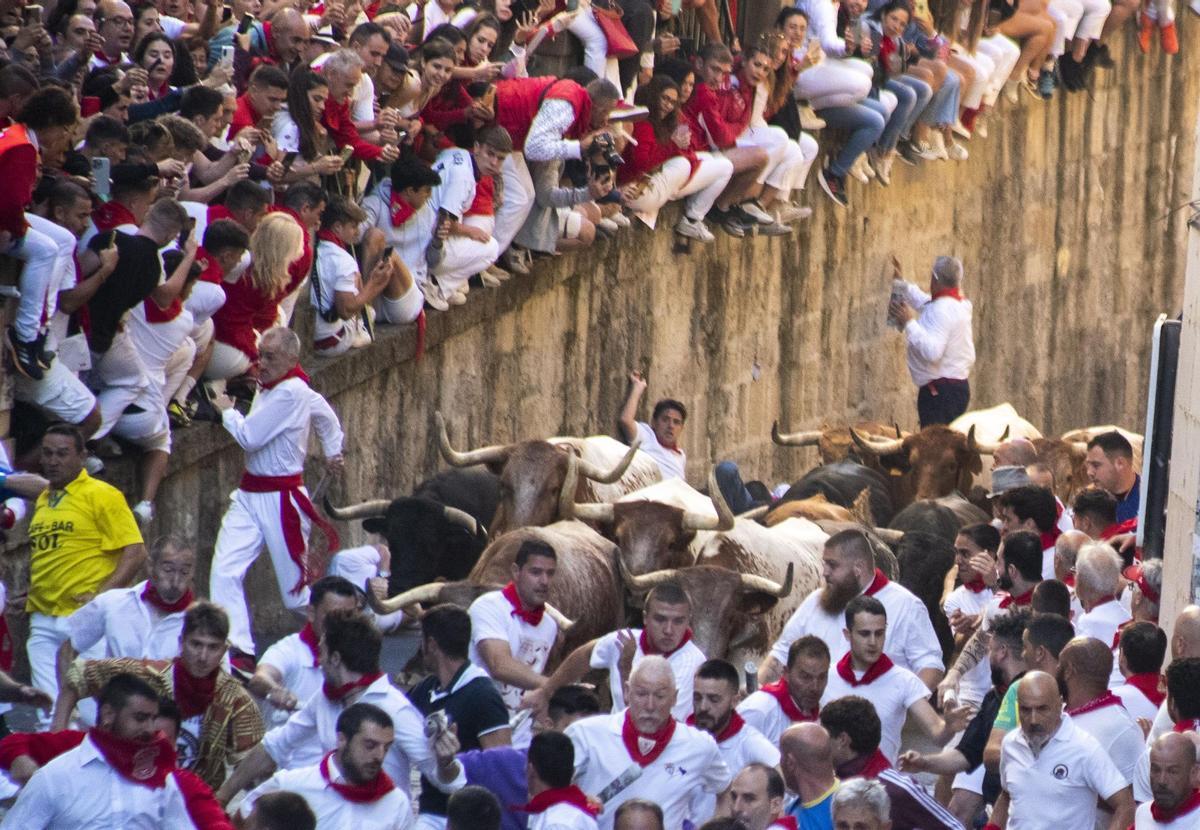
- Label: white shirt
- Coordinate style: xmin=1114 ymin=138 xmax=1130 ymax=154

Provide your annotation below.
xmin=590 ymin=629 xmax=706 ymax=720
xmin=1112 ymin=681 xmax=1161 ymax=724
xmin=0 ymin=735 xmax=197 ymax=829
xmin=66 ymin=580 xmax=185 ymax=661
xmin=1076 ymin=600 xmax=1132 ymax=687
xmin=431 ymin=147 xmax=480 ymax=222
xmin=259 ymin=630 xmax=323 ymax=724
xmin=262 ymin=674 xmax=443 ymax=791
xmin=566 ymin=711 xmax=731 ymax=830
xmin=943 ymin=584 xmax=994 ymax=706
xmin=529 ymin=801 xmax=601 ymax=830
xmin=737 ymin=689 xmax=814 ymax=747
xmin=899 ymin=282 xmax=975 ymax=388
xmin=820 ymin=661 xmax=930 ymax=762
xmin=633 ymin=422 xmax=686 ymax=481
xmin=311 ymin=237 xmax=359 ymax=343
xmin=689 ymin=719 xmax=780 ymax=821
xmin=327 ymin=545 xmax=407 ymax=632
xmin=1070 ymin=701 xmax=1144 ymax=826
xmin=241 ymin=755 xmax=412 ymax=830
xmin=769 ymin=579 xmax=943 ymax=676
xmin=1134 ymin=798 xmax=1200 ymax=828
xmin=223 ymin=376 xmax=344 ymax=477
xmin=361 ymin=178 xmax=437 ymax=283
xmin=1000 ymin=714 xmax=1128 ymax=830
xmin=794 ymin=0 xmax=845 ymax=56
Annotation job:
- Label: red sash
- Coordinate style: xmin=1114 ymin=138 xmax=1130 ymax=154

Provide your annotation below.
xmin=759 ymin=680 xmax=817 ymax=723
xmin=640 ymin=627 xmax=693 ymax=658
xmin=501 ymin=581 xmax=545 ymax=626
xmin=298 ymin=622 xmax=320 ymax=667
xmin=172 ymin=660 xmax=218 ymax=719
xmin=1065 ymin=691 xmax=1124 ymax=717
xmin=142 ymin=583 xmax=194 ymax=614
xmin=519 ymin=784 xmax=600 ymax=817
xmin=320 ymin=751 xmax=395 ymax=803
xmin=323 ymin=671 xmax=383 ymax=702
xmin=621 ymin=711 xmax=675 ymax=767
xmin=239 ymin=470 xmax=339 ymax=594
xmin=835 ymin=652 xmax=894 ymax=687
xmin=686 ymin=710 xmax=745 ymax=743
xmin=88 ymin=728 xmax=176 ymax=789
xmin=1125 ymin=672 xmax=1166 ymax=707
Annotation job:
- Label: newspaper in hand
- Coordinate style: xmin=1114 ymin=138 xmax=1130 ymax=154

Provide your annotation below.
xmin=887 ymin=278 xmax=907 ymax=330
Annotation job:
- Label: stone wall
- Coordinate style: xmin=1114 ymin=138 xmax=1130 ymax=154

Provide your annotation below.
xmin=10 ymin=31 xmax=1198 ymax=649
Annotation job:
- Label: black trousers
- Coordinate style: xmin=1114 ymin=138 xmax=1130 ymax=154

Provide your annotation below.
xmin=917 ymin=378 xmax=970 ymax=427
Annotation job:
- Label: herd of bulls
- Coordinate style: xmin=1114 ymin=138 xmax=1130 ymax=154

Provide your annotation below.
xmin=324 ymin=404 xmax=1145 ymax=679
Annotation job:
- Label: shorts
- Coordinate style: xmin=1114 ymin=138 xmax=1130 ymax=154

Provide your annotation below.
xmin=952 ymin=764 xmax=985 ymax=795
xmin=13 ymin=359 xmax=97 ymax=423
xmin=556 ymin=207 xmax=584 ymax=239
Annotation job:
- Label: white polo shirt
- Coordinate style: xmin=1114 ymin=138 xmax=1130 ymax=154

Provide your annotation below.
xmin=820 ymin=659 xmax=930 ymax=762
xmin=1134 ymin=720 xmax=1197 ymax=804
xmin=241 ymin=755 xmax=412 ymax=830
xmin=66 ymin=580 xmax=185 ymax=662
xmin=258 ymin=630 xmax=323 ymax=725
xmin=769 ymin=575 xmax=943 ymax=677
xmin=566 ymin=711 xmax=731 ymax=830
xmin=528 ymin=800 xmax=601 ymax=830
xmin=634 ymin=422 xmax=686 ymax=481
xmin=737 ymin=684 xmax=818 ymax=746
xmin=1000 ymin=714 xmax=1128 ymax=830
xmin=688 ymin=715 xmax=780 ymax=820
xmin=311 ymin=238 xmax=359 ymax=344
xmin=590 ymin=629 xmax=706 ymax=720
xmin=1133 ymin=793 xmax=1200 ymax=828
xmin=943 ymin=583 xmax=994 ymax=706
xmin=1069 ymin=696 xmax=1144 ymax=827
xmin=1112 ymin=679 xmax=1162 ymax=723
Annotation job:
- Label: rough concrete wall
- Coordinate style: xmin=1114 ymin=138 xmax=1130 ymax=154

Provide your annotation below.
xmin=10 ymin=33 xmax=1197 ymax=649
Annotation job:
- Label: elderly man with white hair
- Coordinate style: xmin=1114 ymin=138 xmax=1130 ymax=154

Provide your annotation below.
xmin=831 ymin=778 xmax=892 ymax=830
xmin=1074 ymin=543 xmax=1131 ymax=648
xmin=888 ymin=255 xmax=976 ymax=428
xmin=565 ymin=656 xmax=730 ymax=830
xmin=1054 ymin=529 xmax=1090 ymax=620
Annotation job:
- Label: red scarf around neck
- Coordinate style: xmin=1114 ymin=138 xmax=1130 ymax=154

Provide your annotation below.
xmin=298 ymin=622 xmax=321 ymax=667
xmin=92 ymin=200 xmax=137 ymax=232
xmin=931 ymin=287 xmax=964 ymax=301
xmin=320 ymin=750 xmax=395 ymax=803
xmin=88 ymin=728 xmax=176 ymax=789
xmin=324 ymin=671 xmax=383 ymax=703
xmin=141 ymin=582 xmax=194 ymax=615
xmin=1125 ymin=672 xmax=1166 ymax=706
xmin=1065 ymin=690 xmax=1124 ymax=717
xmin=998 ymin=588 xmax=1033 ymax=610
xmin=260 ymin=364 xmax=310 ymax=390
xmin=172 ymin=660 xmax=218 ymax=720
xmin=1174 ymin=719 xmax=1200 ymax=734
xmin=519 ymin=785 xmax=600 ymax=817
xmin=501 ymin=581 xmax=545 ymax=626
xmin=1152 ymin=789 xmax=1200 ymax=823
xmin=621 ymin=711 xmax=676 ymax=767
xmin=770 ymin=818 xmax=799 ymax=830
xmin=863 ymin=569 xmax=889 ymax=596
xmin=759 ymin=680 xmax=818 ymax=723
xmin=686 ymin=710 xmax=745 ymax=743
xmin=316 ymin=228 xmax=348 ymax=250
xmin=388 ymin=189 xmax=417 ymax=227
xmin=964 ymin=579 xmax=988 ymax=593
xmin=640 ymin=628 xmax=693 ymax=658
xmin=1039 ymin=527 xmax=1062 ymax=550
xmin=1099 ymin=518 xmax=1138 ymax=541
xmin=835 ymin=652 xmax=894 ymax=687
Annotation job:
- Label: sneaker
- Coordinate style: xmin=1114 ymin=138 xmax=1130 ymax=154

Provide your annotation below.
xmin=421 ymin=282 xmax=449 ymax=311
xmin=167 ymin=399 xmax=192 ymax=428
xmin=975 ymin=114 xmax=989 ymax=139
xmin=596 ymin=217 xmax=619 ymax=235
xmin=708 ymin=207 xmax=747 ymax=238
xmin=1138 ymin=12 xmax=1154 ymax=52
xmin=874 ymin=153 xmax=893 ymax=186
xmin=1003 ymin=79 xmax=1020 ymax=104
xmin=799 ymin=103 xmax=827 ymax=130
xmin=775 ymin=203 xmax=812 ymax=223
xmin=930 ymin=132 xmax=951 ymax=160
xmin=896 ymin=140 xmax=921 ymax=166
xmin=738 ymin=200 xmax=774 ymax=225
xmin=675 ymin=215 xmax=715 ymax=242
xmin=5 ymin=328 xmax=43 ymax=380
xmin=33 ymin=332 xmax=53 ymax=370
xmin=191 ymin=384 xmax=222 ymax=424
xmin=757 ymin=220 xmax=792 ymax=237
xmin=487 ymin=264 xmax=512 ymax=282
xmin=848 ymin=155 xmax=870 ymax=184
xmin=952 ymin=119 xmax=972 ymax=140
xmin=915 ymin=140 xmax=941 ymax=161
xmin=499 ymin=247 xmax=532 ymax=276
xmin=84 ymin=456 xmax=105 ymax=476
xmin=132 ymin=500 xmax=154 ymax=528
xmin=446 ymin=289 xmax=468 ymax=306
xmin=609 ymin=212 xmax=631 ymax=229
xmin=1037 ymin=67 xmax=1056 ymax=99
xmin=817 ymin=168 xmax=848 ymax=208
xmin=1093 ymin=42 xmax=1116 ymax=67
xmin=1161 ymin=22 xmax=1179 ymax=54
xmin=1020 ymin=75 xmax=1043 ymax=100
xmin=947 ymin=140 xmax=969 ymax=161
xmin=479 ymin=269 xmax=503 ymax=288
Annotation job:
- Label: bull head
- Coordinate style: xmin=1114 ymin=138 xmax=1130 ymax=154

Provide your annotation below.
xmin=619 ymin=557 xmax=795 ymax=601
xmin=561 ymin=468 xmax=735 ymax=532
xmin=363 ymin=579 xmax=576 ymax=632
xmin=436 ymin=412 xmax=512 ymax=468
xmin=850 ymin=427 xmax=906 ymax=456
xmin=325 ymin=496 xmax=484 ymax=539
xmin=965 ymin=424 xmax=1010 ymax=455
xmin=771 ymin=421 xmax=822 ymax=447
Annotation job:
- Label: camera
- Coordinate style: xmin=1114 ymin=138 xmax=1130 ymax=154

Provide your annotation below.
xmin=590 ymin=132 xmax=624 ymax=169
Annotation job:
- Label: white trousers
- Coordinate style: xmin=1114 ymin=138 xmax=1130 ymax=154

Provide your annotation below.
xmin=976 ymin=36 xmax=1021 ymax=104
xmin=1076 ymin=0 xmax=1112 ymax=39
xmin=11 ymin=214 xmax=76 ymax=341
xmin=375 ymin=283 xmax=424 ymax=324
xmin=954 ymin=49 xmax=995 ymax=109
xmin=494 ymin=152 xmax=535 ymax=253
xmin=28 ymin=612 xmax=102 ymax=727
xmin=211 ymin=487 xmax=313 ymax=655
xmin=204 ymin=341 xmax=253 ymax=381
xmin=92 ymin=328 xmax=171 ymax=451
xmin=1048 ymin=0 xmax=1085 ymax=53
xmin=277 ymin=279 xmax=307 ymax=327
xmin=434 ymin=235 xmax=500 ymax=298
xmin=675 ymin=153 xmax=735 ymax=217
xmin=162 ymin=337 xmax=196 ymax=404
xmin=794 ymin=58 xmax=873 ymax=110
xmin=736 ymin=125 xmax=806 ymax=190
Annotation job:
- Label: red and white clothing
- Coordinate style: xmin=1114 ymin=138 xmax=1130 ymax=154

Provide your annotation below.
xmin=820 ymin=654 xmax=930 ymax=762
xmin=565 ymin=710 xmax=731 ymax=830
xmin=1135 ymin=718 xmax=1200 ymax=803
xmin=737 ymin=680 xmax=819 ymax=746
xmin=1076 ymin=597 xmax=1131 ymax=688
xmin=897 ymin=281 xmax=975 ymax=389
xmin=590 ymin=628 xmax=706 ymax=720
xmin=429 ymin=147 xmax=500 ymax=302
xmin=310 ymin=232 xmax=362 ymax=355
xmin=241 ymin=752 xmax=412 ymax=830
xmin=770 ymin=570 xmax=943 ymax=677
xmin=522 ymin=786 xmax=600 ymax=830
xmin=468 ymin=585 xmax=559 ymax=746
xmin=210 ymin=369 xmax=344 ymax=655
xmin=67 ymin=579 xmax=191 ymax=661
xmin=1134 ymin=791 xmax=1200 ymax=828
xmin=633 ymin=422 xmax=686 ymax=480
xmin=258 ymin=623 xmax=324 ymax=725
xmin=1113 ymin=673 xmax=1164 ymax=723
xmin=1067 ymin=692 xmax=1143 ymax=827
xmin=687 ymin=712 xmax=779 ymax=819
xmin=358 ymin=178 xmax=433 ymax=324
xmin=943 ymin=580 xmax=994 ymax=706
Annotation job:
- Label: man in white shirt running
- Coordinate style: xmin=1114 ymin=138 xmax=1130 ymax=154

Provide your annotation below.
xmin=739 ymin=636 xmax=829 ymax=745
xmin=618 ymin=371 xmax=687 ymax=481
xmin=1136 ymin=733 xmax=1200 ymax=829
xmin=520 ymin=731 xmax=599 ymax=830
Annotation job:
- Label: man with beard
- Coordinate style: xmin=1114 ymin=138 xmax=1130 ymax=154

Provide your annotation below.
xmin=1135 ymin=733 xmax=1200 ymax=828
xmin=565 ymin=656 xmax=731 ymax=830
xmin=740 ymin=637 xmax=829 ymax=745
xmin=1134 ymin=658 xmax=1200 ymax=803
xmin=763 ymin=531 xmax=943 ymax=689
xmin=998 ymin=672 xmax=1133 ymax=830
xmin=240 ymin=703 xmax=412 ymax=828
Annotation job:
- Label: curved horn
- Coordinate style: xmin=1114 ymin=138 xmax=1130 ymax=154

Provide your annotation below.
xmin=435 ymin=411 xmax=509 ymax=468
xmin=544 ymin=602 xmax=575 ymax=633
xmin=872 ymin=527 xmax=905 ymax=544
xmin=738 ymin=562 xmax=794 ymax=598
xmin=892 ymin=422 xmax=903 ymax=438
xmin=617 ymin=555 xmax=681 ymax=593
xmin=738 ymin=505 xmax=770 ymax=521
xmin=771 ymin=421 xmax=822 ymax=447
xmin=577 ymin=440 xmax=640 ymax=484
xmin=557 ymin=452 xmax=581 ymax=520
xmin=442 ymin=506 xmax=480 ymax=536
xmin=968 ymin=423 xmax=1011 ymax=455
xmin=323 ymin=496 xmax=390 ymax=521
xmin=364 ymin=580 xmax=446 ymax=615
xmin=574 ymin=503 xmax=616 ymax=523
xmin=851 ymin=426 xmax=905 ymax=456
xmin=682 ymin=469 xmax=736 ymax=531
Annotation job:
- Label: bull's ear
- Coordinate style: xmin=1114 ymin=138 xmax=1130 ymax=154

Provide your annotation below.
xmin=967 ymin=451 xmax=983 ymax=475
xmin=363 ymin=518 xmax=385 ymax=534
xmin=738 ymin=591 xmax=781 ymax=616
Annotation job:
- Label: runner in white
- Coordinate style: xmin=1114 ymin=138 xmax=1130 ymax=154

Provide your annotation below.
xmin=943 ymin=524 xmax=999 ymax=708
xmin=738 ymin=636 xmax=829 ymax=745
xmin=1112 ymin=621 xmax=1167 ymax=722
xmin=520 ymin=731 xmax=600 ymax=830
xmin=1135 ymin=733 xmax=1200 ymax=829
xmin=726 ymin=763 xmax=794 ymax=830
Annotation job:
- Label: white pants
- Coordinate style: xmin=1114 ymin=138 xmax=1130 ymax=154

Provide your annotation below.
xmin=185 ymin=281 xmax=226 ymax=327
xmin=952 ymin=763 xmax=986 ymax=795
xmin=953 ymin=49 xmax=995 ymax=109
xmin=204 ymin=341 xmax=253 ymax=381
xmin=433 ymin=235 xmax=499 ymax=298
xmin=327 ymin=545 xmax=407 ymax=632
xmin=878 ymin=88 xmax=899 ymax=117
xmin=1048 ymin=0 xmax=1085 ymax=53
xmin=977 ymin=36 xmax=1021 ymax=104
xmin=92 ymin=328 xmax=171 ymax=451
xmin=11 ymin=214 xmax=76 ymax=341
xmin=736 ymin=125 xmax=805 ymax=190
xmin=375 ymin=282 xmax=424 ymax=324
xmin=675 ymin=153 xmax=735 ymax=217
xmin=495 ymin=153 xmax=535 ymax=253
xmin=1075 ymin=0 xmax=1112 ymax=39
xmin=277 ymin=279 xmax=307 ymax=327
xmin=626 ymin=157 xmax=696 ymax=226
xmin=211 ymin=487 xmax=313 ymax=655
xmin=162 ymin=337 xmax=196 ymax=404
xmin=1143 ymin=0 xmax=1176 ymax=25
xmin=794 ymin=58 xmax=873 ymax=110
xmin=14 ymin=357 xmax=96 ymax=423
xmin=791 ymin=133 xmax=819 ymax=193
xmin=28 ymin=612 xmax=102 ymax=727
xmin=566 ymin=8 xmax=608 ymax=81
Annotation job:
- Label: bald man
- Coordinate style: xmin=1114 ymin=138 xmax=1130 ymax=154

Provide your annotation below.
xmin=1135 ymin=658 xmax=1200 ymax=803
xmin=92 ymin=0 xmax=133 ymax=69
xmin=565 ymin=657 xmax=730 ymax=830
xmin=999 ymin=672 xmax=1133 ymax=830
xmin=1135 ymin=733 xmax=1200 ymax=828
xmin=780 ymin=723 xmax=839 ymax=829
xmin=994 ymin=439 xmax=1038 ymax=470
xmin=1145 ymin=607 xmax=1200 ymax=744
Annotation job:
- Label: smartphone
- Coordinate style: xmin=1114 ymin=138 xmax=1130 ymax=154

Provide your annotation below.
xmin=339 ymin=146 xmax=354 ymax=165
xmin=219 ymin=45 xmax=235 ymax=65
xmin=23 ymin=4 xmax=41 ymax=24
xmin=281 ymin=151 xmax=298 ymax=172
xmin=91 ymin=156 xmax=111 ymax=201
xmin=97 ymin=230 xmax=116 ymax=250
xmin=382 ymin=246 xmax=394 ymax=261
xmin=237 ymin=12 xmax=255 ymax=34
xmin=221 ymin=5 xmax=232 ymax=21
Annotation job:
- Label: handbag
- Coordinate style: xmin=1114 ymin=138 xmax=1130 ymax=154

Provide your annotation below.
xmin=590 ymin=1 xmax=639 ymax=58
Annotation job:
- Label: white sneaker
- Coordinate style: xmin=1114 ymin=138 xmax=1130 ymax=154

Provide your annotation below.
xmin=849 ymin=156 xmax=870 ymax=183
xmin=480 ymin=268 xmax=503 ymax=288
xmin=597 ymin=217 xmax=619 ymax=234
xmin=874 ymin=153 xmax=892 ymax=186
xmin=738 ymin=200 xmax=774 ymax=224
xmin=947 ymin=140 xmax=969 ymax=161
xmin=675 ymin=215 xmax=715 ymax=242
xmin=975 ymin=116 xmax=989 ymax=139
xmin=133 ymin=500 xmax=154 ymax=528
xmin=447 ymin=290 xmax=468 ymax=306
xmin=421 ymin=281 xmax=449 ymax=311
xmin=1003 ymin=79 xmax=1019 ymax=104
xmin=609 ymin=212 xmax=631 ymax=228
xmin=952 ymin=119 xmax=972 ymax=140
xmin=487 ymin=264 xmax=512 ymax=282
xmin=928 ymin=132 xmax=950 ymax=160
xmin=799 ymin=104 xmax=827 ymax=130
xmin=775 ymin=203 xmax=812 ymax=223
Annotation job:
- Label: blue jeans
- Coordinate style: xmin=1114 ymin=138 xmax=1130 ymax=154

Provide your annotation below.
xmin=714 ymin=461 xmax=756 ymax=515
xmin=884 ymin=76 xmax=932 ymax=148
xmin=920 ymin=67 xmax=961 ymax=126
xmin=814 ymin=103 xmax=885 ymax=178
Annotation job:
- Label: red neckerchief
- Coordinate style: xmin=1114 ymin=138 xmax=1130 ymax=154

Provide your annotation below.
xmin=1152 ymin=789 xmax=1200 ymax=823
xmin=320 ymin=750 xmax=395 ymax=803
xmin=501 ymin=581 xmax=545 ymax=626
xmin=1087 ymin=594 xmax=1118 ymax=612
xmin=620 ymin=711 xmax=675 ymax=767
xmin=88 ymin=728 xmax=176 ymax=789
xmin=640 ymin=628 xmax=693 ymax=658
xmin=1040 ymin=527 xmax=1061 ymax=550
xmin=837 ymin=748 xmax=892 ymax=779
xmin=141 ymin=583 xmax=194 ymax=614
xmin=686 ymin=710 xmax=745 ymax=744
xmin=1066 ymin=690 xmax=1124 ymax=717
xmin=298 ymin=622 xmax=320 ymax=667
xmin=172 ymin=659 xmax=218 ymax=719
xmin=142 ymin=296 xmax=183 ymax=324
xmin=1099 ymin=518 xmax=1138 ymax=540
xmin=323 ymin=671 xmax=383 ymax=702
xmin=931 ymin=287 xmax=964 ymax=301
xmin=1174 ymin=719 xmax=1200 ymax=734
xmin=998 ymin=589 xmax=1033 ymax=610
xmin=770 ymin=818 xmax=799 ymax=830
xmin=388 ymin=189 xmax=416 ymax=227
xmin=92 ymin=200 xmax=137 ymax=232
xmin=964 ymin=579 xmax=988 ymax=593
xmin=863 ymin=569 xmax=888 ymax=596
xmin=518 ymin=785 xmax=600 ymax=817
xmin=1125 ymin=673 xmax=1166 ymax=706
xmin=1063 ymin=573 xmax=1076 ymax=588
xmin=835 ymin=652 xmax=895 ymax=687
xmin=759 ymin=680 xmax=818 ymax=723
xmin=260 ymin=364 xmax=310 ymax=390
xmin=316 ymin=228 xmax=347 ymax=250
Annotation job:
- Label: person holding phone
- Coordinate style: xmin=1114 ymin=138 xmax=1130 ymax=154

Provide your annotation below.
xmin=271 ymin=68 xmax=349 ymax=188
xmin=131 ymin=32 xmax=176 ymax=101
xmin=320 ymin=49 xmax=400 ymax=170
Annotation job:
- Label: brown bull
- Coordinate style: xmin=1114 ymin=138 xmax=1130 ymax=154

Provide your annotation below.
xmin=849 ymin=425 xmax=1000 ymax=503
xmin=772 ymin=420 xmax=906 ymax=465
xmin=1036 ymin=427 xmax=1144 ymax=504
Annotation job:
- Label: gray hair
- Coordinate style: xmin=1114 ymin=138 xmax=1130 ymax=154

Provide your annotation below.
xmin=149 ymin=534 xmax=194 ymax=562
xmin=1140 ymin=559 xmax=1163 ymax=607
xmin=323 ymin=48 xmax=365 ymax=78
xmin=932 ymin=255 xmax=963 ymax=287
xmin=1075 ymin=542 xmax=1122 ymax=596
xmin=832 ymin=778 xmax=890 ymax=823
xmin=260 ymin=326 xmax=301 ymax=361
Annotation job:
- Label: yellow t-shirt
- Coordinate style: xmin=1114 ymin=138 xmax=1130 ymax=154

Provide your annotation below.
xmin=26 ymin=469 xmax=143 ymax=617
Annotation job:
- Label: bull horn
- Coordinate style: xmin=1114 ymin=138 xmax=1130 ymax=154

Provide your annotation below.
xmin=771 ymin=421 xmax=822 ymax=447
xmin=544 ymin=602 xmax=575 ymax=633
xmin=442 ymin=506 xmax=480 ymax=536
xmin=559 ymin=456 xmax=616 ymax=523
xmin=873 ymin=527 xmax=905 ymax=544
xmin=851 ymin=426 xmax=904 ymax=456
xmin=574 ymin=502 xmax=616 ymax=523
xmin=738 ymin=505 xmax=770 ymax=521
xmin=323 ymin=496 xmax=390 ymax=521
xmin=892 ymin=422 xmax=903 ymax=438
xmin=682 ymin=469 xmax=736 ymax=531
xmin=576 ymin=440 xmax=640 ymax=484
xmin=739 ymin=562 xmax=794 ymax=598
xmin=364 ymin=580 xmax=446 ymax=615
xmin=617 ymin=555 xmax=680 ymax=593
xmin=435 ymin=411 xmax=509 ymax=468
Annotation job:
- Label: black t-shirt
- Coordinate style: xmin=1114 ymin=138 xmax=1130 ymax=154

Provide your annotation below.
xmin=954 ymin=675 xmax=1023 ymax=805
xmin=408 ymin=663 xmax=511 ymax=816
xmin=86 ymin=232 xmax=163 ymax=354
